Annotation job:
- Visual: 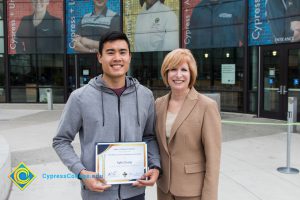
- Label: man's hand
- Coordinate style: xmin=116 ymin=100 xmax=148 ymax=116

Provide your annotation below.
xmin=132 ymin=168 xmax=160 ymax=187
xmin=80 ymin=170 xmax=111 ymax=192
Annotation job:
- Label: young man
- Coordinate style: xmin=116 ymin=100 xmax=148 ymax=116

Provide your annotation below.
xmin=74 ymin=0 xmax=120 ymax=53
xmin=53 ymin=31 xmax=160 ymax=200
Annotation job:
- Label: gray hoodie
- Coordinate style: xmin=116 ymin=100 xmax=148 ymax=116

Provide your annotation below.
xmin=53 ymin=75 xmax=160 ymax=200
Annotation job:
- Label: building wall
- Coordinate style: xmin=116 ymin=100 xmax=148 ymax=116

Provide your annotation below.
xmin=0 ymin=0 xmax=299 ymax=114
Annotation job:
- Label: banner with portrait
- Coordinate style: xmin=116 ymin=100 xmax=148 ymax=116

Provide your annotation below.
xmin=66 ymin=0 xmax=120 ymax=54
xmin=123 ymin=0 xmax=179 ymax=52
xmin=248 ymin=0 xmax=300 ymax=46
xmin=7 ymin=0 xmax=64 ymax=54
xmin=182 ymin=0 xmax=244 ymax=49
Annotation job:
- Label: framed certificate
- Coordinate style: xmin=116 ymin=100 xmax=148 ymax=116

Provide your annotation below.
xmin=95 ymin=142 xmax=148 ymax=184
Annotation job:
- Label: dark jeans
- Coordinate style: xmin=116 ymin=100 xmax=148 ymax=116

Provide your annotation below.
xmin=124 ymin=193 xmax=145 ymax=200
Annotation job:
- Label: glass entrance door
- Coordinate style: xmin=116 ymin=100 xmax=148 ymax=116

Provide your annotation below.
xmin=260 ymin=46 xmax=287 ymax=119
xmin=287 ymin=48 xmax=300 ymax=121
xmin=260 ymin=44 xmax=300 ymax=120
xmin=77 ymin=54 xmax=102 ymax=87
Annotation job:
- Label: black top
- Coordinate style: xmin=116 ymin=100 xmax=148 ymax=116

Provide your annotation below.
xmin=76 ymin=7 xmax=120 ymax=41
xmin=16 ymin=11 xmax=63 ymax=54
xmin=188 ymin=0 xmax=244 ymax=49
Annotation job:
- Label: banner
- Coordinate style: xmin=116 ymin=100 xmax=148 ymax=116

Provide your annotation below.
xmin=7 ymin=0 xmax=64 ymax=54
xmin=248 ymin=0 xmax=300 ymax=46
xmin=183 ymin=0 xmax=244 ymax=49
xmin=123 ymin=0 xmax=179 ymax=52
xmin=66 ymin=0 xmax=120 ymax=54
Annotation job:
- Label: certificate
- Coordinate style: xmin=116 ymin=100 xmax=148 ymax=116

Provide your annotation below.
xmin=95 ymin=142 xmax=148 ymax=184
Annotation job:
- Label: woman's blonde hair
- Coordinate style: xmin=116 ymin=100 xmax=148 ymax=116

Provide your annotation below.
xmin=161 ymin=48 xmax=197 ymax=88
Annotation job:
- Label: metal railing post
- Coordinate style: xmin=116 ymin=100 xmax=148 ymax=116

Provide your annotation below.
xmin=277 ymin=97 xmax=299 ymax=174
xmin=46 ymin=88 xmax=53 ymax=110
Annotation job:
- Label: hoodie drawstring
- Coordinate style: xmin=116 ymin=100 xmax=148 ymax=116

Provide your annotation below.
xmin=129 ymin=77 xmax=140 ymax=127
xmin=94 ymin=76 xmax=140 ymax=127
xmin=134 ymin=83 xmax=140 ymax=126
xmin=101 ymin=90 xmax=105 ymax=126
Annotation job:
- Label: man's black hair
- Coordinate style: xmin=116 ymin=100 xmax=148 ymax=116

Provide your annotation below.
xmin=98 ymin=31 xmax=131 ymax=55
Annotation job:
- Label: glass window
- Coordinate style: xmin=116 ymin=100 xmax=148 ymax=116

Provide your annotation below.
xmin=0 ymin=38 xmax=4 ymax=53
xmin=0 ymin=21 xmax=3 ymax=36
xmin=67 ymin=54 xmax=76 ymax=96
xmin=191 ymin=47 xmax=244 ymax=112
xmin=77 ymin=54 xmax=101 ymax=87
xmin=129 ymin=51 xmax=169 ymax=98
xmin=0 ymin=3 xmax=3 ymax=19
xmin=9 ymin=54 xmax=64 ymax=103
xmin=0 ymin=3 xmax=3 ymax=54
xmin=0 ymin=54 xmax=4 ymax=102
xmin=248 ymin=46 xmax=258 ymax=113
xmin=66 ymin=54 xmax=102 ymax=98
xmin=0 ymin=87 xmax=5 ymax=102
xmin=130 ymin=51 xmax=166 ymax=87
xmin=0 ymin=55 xmax=3 ymax=86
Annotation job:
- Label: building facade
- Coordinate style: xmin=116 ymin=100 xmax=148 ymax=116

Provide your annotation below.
xmin=0 ymin=0 xmax=300 ymax=121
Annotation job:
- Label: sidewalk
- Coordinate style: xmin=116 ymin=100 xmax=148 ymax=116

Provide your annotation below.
xmin=1 ymin=104 xmax=300 ymax=200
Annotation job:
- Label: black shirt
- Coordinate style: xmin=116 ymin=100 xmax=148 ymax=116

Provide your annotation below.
xmin=16 ymin=11 xmax=63 ymax=54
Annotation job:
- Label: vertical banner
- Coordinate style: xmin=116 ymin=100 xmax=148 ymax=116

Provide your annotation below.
xmin=182 ymin=0 xmax=201 ymax=48
xmin=248 ymin=0 xmax=300 ymax=46
xmin=183 ymin=0 xmax=244 ymax=49
xmin=7 ymin=0 xmax=64 ymax=54
xmin=66 ymin=0 xmax=120 ymax=54
xmin=123 ymin=0 xmax=179 ymax=52
xmin=248 ymin=0 xmax=272 ymax=46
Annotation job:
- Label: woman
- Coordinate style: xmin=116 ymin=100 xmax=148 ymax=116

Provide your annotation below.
xmin=16 ymin=0 xmax=63 ymax=54
xmin=155 ymin=48 xmax=221 ymax=200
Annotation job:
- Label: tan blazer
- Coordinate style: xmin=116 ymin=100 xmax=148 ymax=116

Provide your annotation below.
xmin=155 ymin=88 xmax=221 ymax=200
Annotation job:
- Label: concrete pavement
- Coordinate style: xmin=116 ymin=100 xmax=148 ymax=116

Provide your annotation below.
xmin=0 ymin=103 xmax=299 ymax=200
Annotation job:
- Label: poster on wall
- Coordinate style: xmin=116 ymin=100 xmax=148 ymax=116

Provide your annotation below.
xmin=123 ymin=0 xmax=179 ymax=52
xmin=248 ymin=0 xmax=300 ymax=46
xmin=7 ymin=0 xmax=64 ymax=54
xmin=66 ymin=0 xmax=120 ymax=54
xmin=221 ymin=64 xmax=235 ymax=85
xmin=182 ymin=0 xmax=244 ymax=49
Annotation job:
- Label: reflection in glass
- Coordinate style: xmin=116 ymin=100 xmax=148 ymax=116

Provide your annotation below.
xmin=248 ymin=46 xmax=258 ymax=113
xmin=191 ymin=47 xmax=244 ymax=112
xmin=0 ymin=38 xmax=3 ymax=53
xmin=0 ymin=3 xmax=3 ymax=19
xmin=9 ymin=54 xmax=64 ymax=103
xmin=0 ymin=21 xmax=3 ymax=36
xmin=263 ymin=50 xmax=280 ymax=112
